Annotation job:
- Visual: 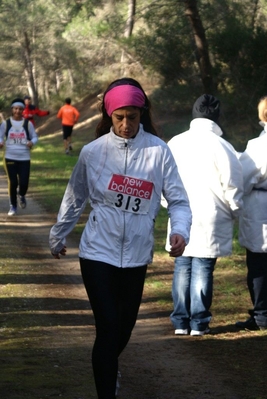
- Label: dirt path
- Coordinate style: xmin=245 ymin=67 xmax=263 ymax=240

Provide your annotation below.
xmin=0 ymin=170 xmax=243 ymax=399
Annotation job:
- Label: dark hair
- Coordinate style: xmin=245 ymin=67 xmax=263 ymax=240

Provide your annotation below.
xmin=11 ymin=98 xmax=25 ymax=107
xmin=95 ymin=77 xmax=158 ymax=137
xmin=65 ymin=98 xmax=71 ymax=104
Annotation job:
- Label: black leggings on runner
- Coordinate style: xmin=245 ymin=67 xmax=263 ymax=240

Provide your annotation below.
xmin=80 ymin=259 xmax=147 ymax=399
xmin=4 ymin=158 xmax=30 ymax=207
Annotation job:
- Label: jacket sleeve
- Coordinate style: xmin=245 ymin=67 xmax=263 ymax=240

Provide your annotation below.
xmin=74 ymin=108 xmax=80 ymax=123
xmin=162 ymin=146 xmax=192 ymax=245
xmin=49 ymin=147 xmax=89 ymax=254
xmin=239 ymin=138 xmax=267 ymax=194
xmin=28 ymin=121 xmax=38 ymax=145
xmin=0 ymin=120 xmax=6 ymax=144
xmin=216 ymin=140 xmax=243 ymax=217
xmin=35 ymin=107 xmax=49 ymax=117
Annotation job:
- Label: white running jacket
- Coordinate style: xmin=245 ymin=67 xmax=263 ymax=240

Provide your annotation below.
xmin=239 ymin=125 xmax=267 ymax=252
xmin=49 ymin=125 xmax=192 ymax=267
xmin=165 ymin=118 xmax=243 ymax=257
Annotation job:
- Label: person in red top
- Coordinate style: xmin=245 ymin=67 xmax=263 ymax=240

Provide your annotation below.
xmin=23 ymin=96 xmax=50 ymax=126
xmin=57 ymin=97 xmax=80 ymax=154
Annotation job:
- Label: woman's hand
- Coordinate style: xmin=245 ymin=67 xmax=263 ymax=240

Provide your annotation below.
xmin=52 ymin=246 xmax=67 ymax=259
xmin=169 ymin=234 xmax=186 ymax=258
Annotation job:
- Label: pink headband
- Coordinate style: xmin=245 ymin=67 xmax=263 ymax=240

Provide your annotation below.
xmin=104 ymin=85 xmax=146 ymax=116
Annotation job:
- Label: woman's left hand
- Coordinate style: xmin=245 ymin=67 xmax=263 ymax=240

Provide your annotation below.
xmin=27 ymin=141 xmax=33 ymax=149
xmin=169 ymin=234 xmax=186 ymax=258
xmin=52 ymin=246 xmax=67 ymax=259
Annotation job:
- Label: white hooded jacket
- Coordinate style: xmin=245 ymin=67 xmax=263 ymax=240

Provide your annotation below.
xmin=239 ymin=124 xmax=267 ymax=252
xmin=49 ymin=124 xmax=192 ymax=267
xmin=165 ymin=118 xmax=243 ymax=257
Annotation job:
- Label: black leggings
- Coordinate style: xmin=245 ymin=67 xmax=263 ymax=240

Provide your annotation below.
xmin=80 ymin=259 xmax=147 ymax=399
xmin=246 ymin=249 xmax=267 ymax=327
xmin=4 ymin=158 xmax=30 ymax=207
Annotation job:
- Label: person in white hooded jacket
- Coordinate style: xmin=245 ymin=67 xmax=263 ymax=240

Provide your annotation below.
xmin=236 ymin=96 xmax=267 ymax=331
xmin=165 ymin=94 xmax=243 ymax=336
xmin=49 ymin=78 xmax=192 ymax=399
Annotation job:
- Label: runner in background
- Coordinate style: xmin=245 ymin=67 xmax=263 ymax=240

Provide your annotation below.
xmin=23 ymin=96 xmax=50 ymax=126
xmin=57 ymin=98 xmax=80 ymax=155
xmin=0 ymin=98 xmax=38 ymax=216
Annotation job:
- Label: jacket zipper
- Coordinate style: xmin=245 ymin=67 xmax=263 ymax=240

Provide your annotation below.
xmin=121 ymin=141 xmax=128 ymax=266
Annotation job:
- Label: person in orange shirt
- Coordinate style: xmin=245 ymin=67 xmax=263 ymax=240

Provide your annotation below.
xmin=57 ymin=98 xmax=80 ymax=154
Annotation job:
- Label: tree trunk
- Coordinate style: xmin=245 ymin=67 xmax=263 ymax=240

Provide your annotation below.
xmin=124 ymin=0 xmax=136 ymax=38
xmin=55 ymin=71 xmax=60 ymax=94
xmin=67 ymin=68 xmax=74 ymax=90
xmin=251 ymin=0 xmax=260 ymax=32
xmin=184 ymin=0 xmax=214 ymax=93
xmin=23 ymin=31 xmax=38 ymax=106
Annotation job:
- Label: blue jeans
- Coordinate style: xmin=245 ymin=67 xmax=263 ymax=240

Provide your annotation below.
xmin=171 ymin=256 xmax=216 ymax=331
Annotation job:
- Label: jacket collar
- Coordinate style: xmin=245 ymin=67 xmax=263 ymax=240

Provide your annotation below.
xmin=259 ymin=121 xmax=267 ymax=135
xmin=190 ymin=118 xmax=223 ymax=137
xmin=110 ymin=123 xmax=144 ymax=148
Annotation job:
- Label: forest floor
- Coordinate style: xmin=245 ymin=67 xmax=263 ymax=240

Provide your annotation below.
xmin=0 ymin=97 xmax=266 ymax=399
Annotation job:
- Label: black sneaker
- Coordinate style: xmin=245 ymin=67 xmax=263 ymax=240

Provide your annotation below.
xmin=19 ymin=196 xmax=27 ymax=209
xmin=115 ymin=371 xmax=121 ymax=397
xmin=235 ymin=317 xmax=259 ymax=330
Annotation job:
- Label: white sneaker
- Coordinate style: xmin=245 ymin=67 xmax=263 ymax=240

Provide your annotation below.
xmin=175 ymin=328 xmax=189 ymax=335
xmin=8 ymin=205 xmax=17 ymax=216
xmin=115 ymin=370 xmax=121 ymax=397
xmin=190 ymin=328 xmax=210 ymax=336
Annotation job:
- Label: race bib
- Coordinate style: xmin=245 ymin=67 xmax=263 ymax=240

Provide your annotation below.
xmin=104 ymin=174 xmax=154 ymax=214
xmin=7 ymin=132 xmax=27 ymax=145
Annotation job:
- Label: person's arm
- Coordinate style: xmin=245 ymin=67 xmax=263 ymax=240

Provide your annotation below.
xmin=0 ymin=121 xmax=6 ymax=148
xmin=216 ymin=141 xmax=243 ymax=217
xmin=27 ymin=121 xmax=38 ymax=148
xmin=239 ymin=138 xmax=267 ymax=194
xmin=162 ymin=146 xmax=192 ymax=255
xmin=49 ymin=147 xmax=89 ymax=257
xmin=35 ymin=107 xmax=49 ymax=117
xmin=74 ymin=108 xmax=80 ymax=123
